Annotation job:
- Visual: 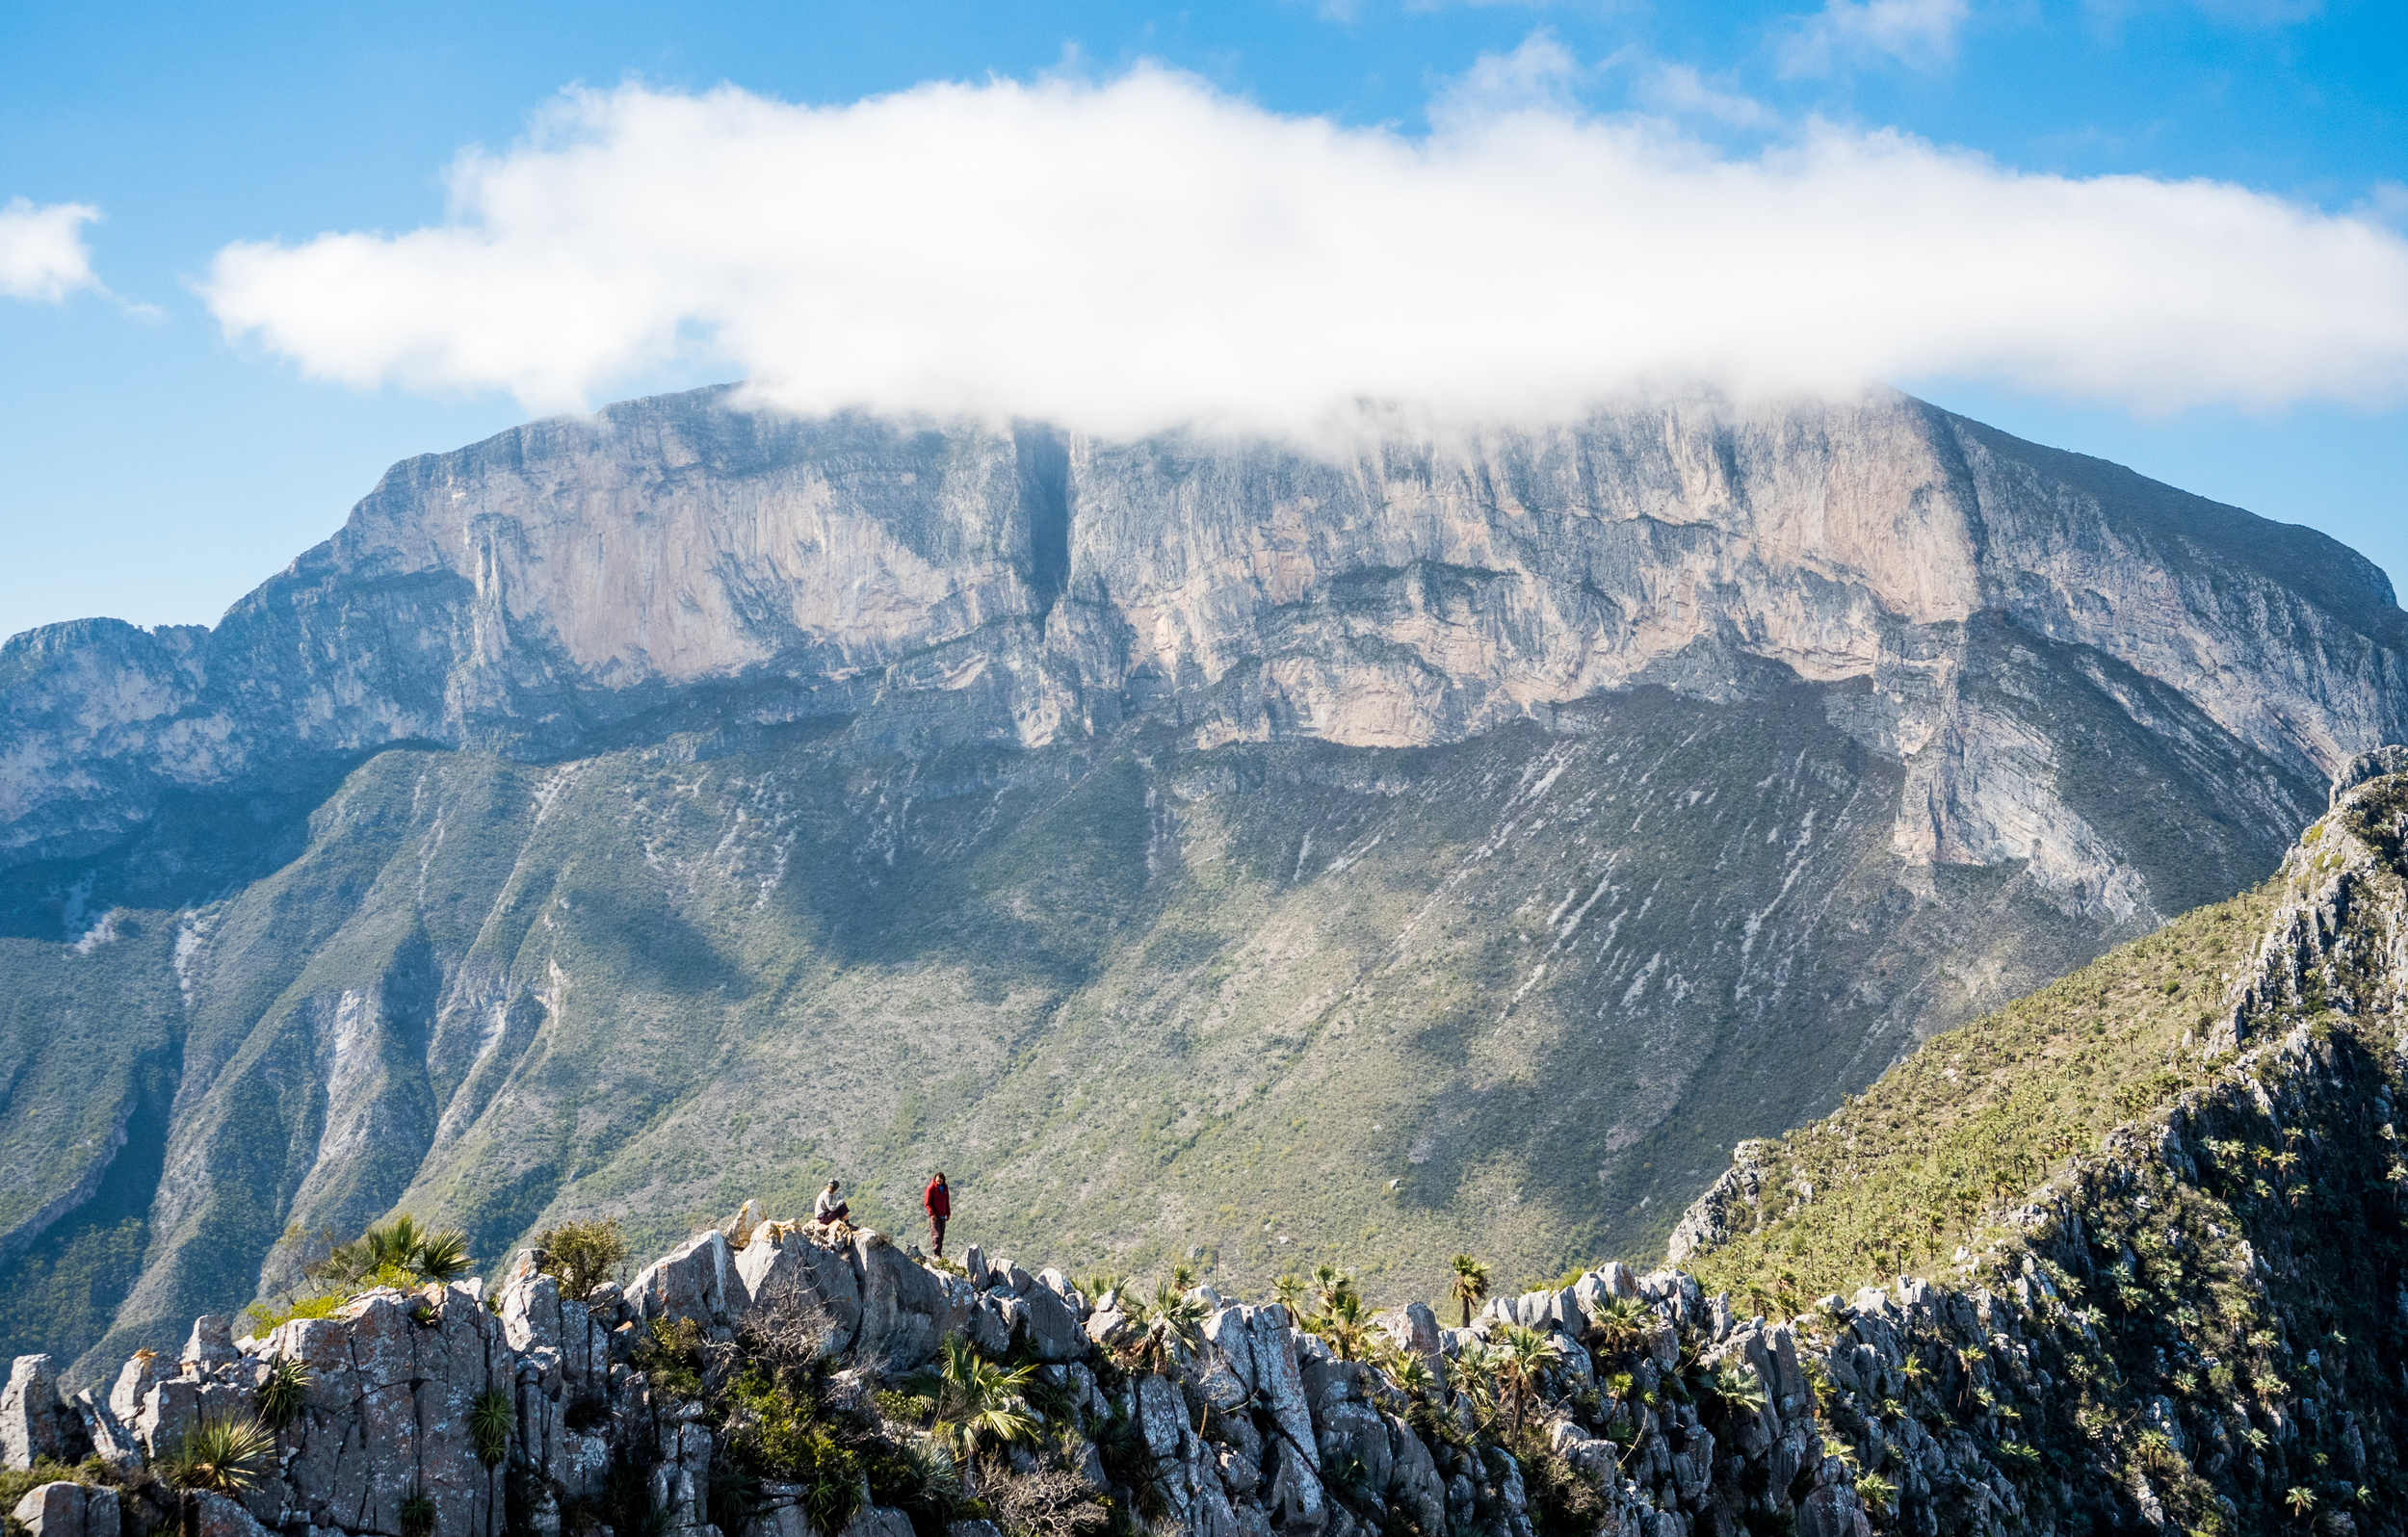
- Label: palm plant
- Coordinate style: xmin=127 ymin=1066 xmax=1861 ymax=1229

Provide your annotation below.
xmin=1118 ymin=1286 xmax=1209 ymax=1375
xmin=1271 ymin=1273 xmax=1306 ymax=1310
xmin=1703 ymin=1361 xmax=1767 ymax=1417
xmin=1489 ymin=1324 xmax=1561 ymax=1431
xmin=912 ymin=1336 xmax=1037 ymax=1464
xmin=1587 ymin=1294 xmax=1652 ymax=1358
xmin=1448 ymin=1255 xmax=1490 ymax=1329
xmin=1446 ymin=1341 xmax=1500 ymax=1433
xmin=1314 ymin=1286 xmax=1375 ymax=1363
xmin=313 ymin=1214 xmax=474 ymax=1289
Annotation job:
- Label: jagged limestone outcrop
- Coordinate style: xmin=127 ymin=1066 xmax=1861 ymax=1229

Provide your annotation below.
xmin=8 ymin=1211 xmax=1881 ymax=1537
xmin=6 ymin=385 xmax=2403 ymax=1385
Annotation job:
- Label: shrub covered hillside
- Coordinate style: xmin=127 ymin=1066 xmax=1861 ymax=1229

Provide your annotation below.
xmin=1665 ymin=746 xmax=2408 ymax=1534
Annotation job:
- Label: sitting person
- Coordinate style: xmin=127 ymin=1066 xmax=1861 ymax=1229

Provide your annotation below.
xmin=813 ymin=1179 xmax=851 ymax=1226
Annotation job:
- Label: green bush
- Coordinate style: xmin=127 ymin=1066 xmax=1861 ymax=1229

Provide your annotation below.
xmin=536 ymin=1218 xmax=633 ymax=1304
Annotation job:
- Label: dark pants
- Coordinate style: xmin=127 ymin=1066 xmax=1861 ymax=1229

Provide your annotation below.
xmin=929 ymin=1214 xmax=947 ymax=1256
xmin=819 ymin=1203 xmax=849 ymax=1224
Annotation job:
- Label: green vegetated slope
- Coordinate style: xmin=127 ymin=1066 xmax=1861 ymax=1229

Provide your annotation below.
xmin=1 ymin=625 xmax=2299 ymax=1382
xmin=1667 ymin=768 xmax=2408 ymax=1535
xmin=1681 ymin=882 xmax=2278 ymax=1302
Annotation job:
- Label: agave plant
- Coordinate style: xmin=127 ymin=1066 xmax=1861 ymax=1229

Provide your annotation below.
xmin=163 ymin=1414 xmax=277 ymax=1494
xmin=255 ymin=1355 xmax=312 ymax=1428
xmin=470 ymin=1387 xmax=513 ymax=1467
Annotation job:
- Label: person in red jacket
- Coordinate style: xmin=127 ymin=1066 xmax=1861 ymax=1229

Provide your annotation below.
xmin=924 ymin=1172 xmax=952 ymax=1258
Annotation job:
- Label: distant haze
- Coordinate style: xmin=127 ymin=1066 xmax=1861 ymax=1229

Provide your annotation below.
xmin=200 ymin=56 xmax=2408 ymax=439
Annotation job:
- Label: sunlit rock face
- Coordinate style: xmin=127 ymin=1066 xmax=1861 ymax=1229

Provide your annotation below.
xmin=1 ymin=381 xmax=2400 ymax=1380
xmin=8 ymin=385 xmax=2396 ymax=892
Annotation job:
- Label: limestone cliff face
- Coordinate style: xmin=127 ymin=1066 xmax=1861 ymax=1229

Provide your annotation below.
xmin=5 ymin=386 xmax=2396 ymax=900
xmin=1 ymin=383 xmax=2401 ymax=1382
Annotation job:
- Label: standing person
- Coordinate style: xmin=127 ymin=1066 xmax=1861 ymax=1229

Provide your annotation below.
xmin=924 ymin=1172 xmax=951 ymax=1258
xmin=814 ymin=1179 xmax=850 ymax=1226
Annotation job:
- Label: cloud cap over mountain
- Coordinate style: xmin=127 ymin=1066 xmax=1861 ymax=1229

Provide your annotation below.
xmin=202 ymin=65 xmax=2408 ymax=435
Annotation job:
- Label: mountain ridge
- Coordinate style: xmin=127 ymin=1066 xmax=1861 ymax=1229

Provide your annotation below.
xmin=0 ymin=383 xmax=2399 ymax=1387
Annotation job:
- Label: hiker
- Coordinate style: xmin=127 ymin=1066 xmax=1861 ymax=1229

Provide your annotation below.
xmin=813 ymin=1179 xmax=851 ymax=1226
xmin=924 ymin=1171 xmax=951 ymax=1257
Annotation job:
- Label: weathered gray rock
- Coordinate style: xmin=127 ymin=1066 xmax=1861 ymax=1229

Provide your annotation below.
xmin=850 ymin=1232 xmax=952 ymax=1369
xmin=182 ymin=1315 xmax=237 ymax=1372
xmin=11 ymin=1481 xmax=92 ymax=1537
xmin=630 ymin=1231 xmax=739 ymax=1332
xmin=189 ymin=1489 xmax=275 ymax=1537
xmin=839 ymin=1508 xmax=915 ymax=1537
xmin=2 ymin=1357 xmax=78 ymax=1470
xmin=1000 ymin=1284 xmax=1082 ymax=1363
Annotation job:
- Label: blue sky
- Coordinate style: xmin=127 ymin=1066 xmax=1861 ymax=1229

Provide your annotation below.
xmin=2 ymin=0 xmax=2403 ymax=642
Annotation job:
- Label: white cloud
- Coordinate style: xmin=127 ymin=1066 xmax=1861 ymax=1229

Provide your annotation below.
xmin=1633 ymin=62 xmax=1778 ymax=128
xmin=1779 ymin=0 xmax=1972 ymax=74
xmin=200 ymin=68 xmax=2408 ymax=437
xmin=0 ymin=197 xmax=104 ymax=302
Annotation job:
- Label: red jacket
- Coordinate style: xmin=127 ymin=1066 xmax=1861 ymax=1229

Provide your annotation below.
xmin=924 ymin=1179 xmax=951 ymax=1218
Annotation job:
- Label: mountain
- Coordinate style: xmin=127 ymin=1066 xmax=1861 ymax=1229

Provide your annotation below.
xmin=11 ymin=756 xmax=2408 ymax=1537
xmin=2 ymin=383 xmax=2401 ymax=1384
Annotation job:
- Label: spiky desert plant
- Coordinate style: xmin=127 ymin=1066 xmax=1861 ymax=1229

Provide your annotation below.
xmin=470 ymin=1387 xmax=513 ymax=1467
xmin=256 ymin=1355 xmax=312 ymax=1428
xmin=163 ymin=1414 xmax=276 ymax=1495
xmin=1449 ymin=1255 xmax=1490 ymax=1330
xmin=1271 ymin=1274 xmax=1305 ymax=1309
xmin=400 ymin=1485 xmax=436 ymax=1537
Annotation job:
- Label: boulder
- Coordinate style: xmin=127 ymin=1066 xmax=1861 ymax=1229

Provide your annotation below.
xmin=183 ymin=1315 xmax=238 ymax=1373
xmin=966 ymin=1297 xmax=1011 ymax=1355
xmin=850 ymin=1232 xmax=951 ymax=1369
xmin=1001 ymin=1285 xmax=1083 ymax=1362
xmin=11 ymin=1482 xmax=92 ymax=1537
xmin=1797 ymin=1483 xmax=1873 ymax=1537
xmin=1086 ymin=1310 xmax=1136 ymax=1351
xmin=106 ymin=1353 xmax=160 ymax=1425
xmin=629 ymin=1231 xmax=739 ymax=1331
xmin=67 ymin=1390 xmax=140 ymax=1477
xmin=1 ymin=1357 xmax=78 ymax=1470
xmin=1376 ymin=1302 xmax=1442 ymax=1365
xmin=840 ymin=1508 xmax=916 ymax=1537
xmin=188 ymin=1489 xmax=275 ymax=1537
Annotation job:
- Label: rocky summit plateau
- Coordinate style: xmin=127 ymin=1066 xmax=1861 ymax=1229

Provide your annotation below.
xmin=2 ymin=381 xmax=2403 ymax=1395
